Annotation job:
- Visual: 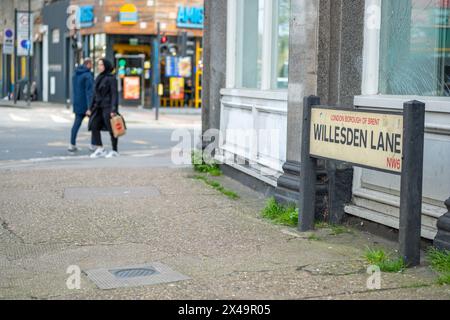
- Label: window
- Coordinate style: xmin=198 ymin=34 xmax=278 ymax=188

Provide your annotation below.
xmin=88 ymin=34 xmax=107 ymax=76
xmin=232 ymin=0 xmax=290 ymax=90
xmin=235 ymin=0 xmax=265 ymax=89
xmin=272 ymin=0 xmax=290 ymax=89
xmin=379 ymin=0 xmax=450 ymax=96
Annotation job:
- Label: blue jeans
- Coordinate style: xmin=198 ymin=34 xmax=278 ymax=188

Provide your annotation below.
xmin=71 ymin=114 xmax=95 ymax=146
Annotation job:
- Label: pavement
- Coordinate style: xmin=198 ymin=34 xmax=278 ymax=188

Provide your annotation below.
xmin=0 ymin=103 xmax=449 ymax=300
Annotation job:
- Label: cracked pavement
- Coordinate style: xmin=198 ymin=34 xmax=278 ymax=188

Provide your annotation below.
xmin=0 ymin=159 xmax=449 ymax=300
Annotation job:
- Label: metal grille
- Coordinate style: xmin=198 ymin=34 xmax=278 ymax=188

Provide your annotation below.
xmin=111 ymin=267 xmax=159 ymax=279
xmin=85 ymin=263 xmax=190 ymax=290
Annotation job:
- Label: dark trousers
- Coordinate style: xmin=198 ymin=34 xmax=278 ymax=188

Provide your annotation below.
xmin=91 ymin=108 xmax=118 ymax=152
xmin=71 ymin=114 xmax=95 ymax=146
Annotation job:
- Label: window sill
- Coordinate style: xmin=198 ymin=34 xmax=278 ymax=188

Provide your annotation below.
xmin=354 ymin=95 xmax=450 ymax=114
xmin=220 ymin=88 xmax=288 ymax=101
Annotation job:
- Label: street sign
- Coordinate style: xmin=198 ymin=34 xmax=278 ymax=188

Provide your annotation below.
xmin=299 ymin=96 xmax=426 ymax=267
xmin=310 ymin=108 xmax=403 ymax=173
xmin=3 ymin=28 xmax=14 ymax=55
xmin=16 ymin=12 xmax=34 ymax=56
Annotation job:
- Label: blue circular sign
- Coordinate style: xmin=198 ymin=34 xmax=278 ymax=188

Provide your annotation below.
xmin=20 ymin=39 xmax=30 ymax=49
xmin=5 ymin=29 xmax=13 ymax=38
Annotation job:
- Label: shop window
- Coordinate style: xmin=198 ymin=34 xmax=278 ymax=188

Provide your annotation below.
xmin=272 ymin=0 xmax=290 ymax=89
xmin=88 ymin=34 xmax=107 ymax=76
xmin=379 ymin=0 xmax=450 ymax=96
xmin=235 ymin=0 xmax=265 ymax=89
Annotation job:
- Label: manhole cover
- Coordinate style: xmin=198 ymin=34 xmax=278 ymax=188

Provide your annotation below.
xmin=85 ymin=263 xmax=190 ymax=290
xmin=111 ymin=267 xmax=159 ymax=279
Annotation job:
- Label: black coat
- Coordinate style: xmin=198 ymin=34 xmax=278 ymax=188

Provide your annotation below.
xmin=88 ymin=73 xmax=119 ymax=132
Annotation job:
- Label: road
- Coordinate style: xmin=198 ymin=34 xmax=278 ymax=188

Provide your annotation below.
xmin=0 ymin=105 xmax=201 ymax=165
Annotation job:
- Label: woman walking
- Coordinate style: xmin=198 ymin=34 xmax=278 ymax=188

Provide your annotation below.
xmin=87 ymin=59 xmax=120 ymax=158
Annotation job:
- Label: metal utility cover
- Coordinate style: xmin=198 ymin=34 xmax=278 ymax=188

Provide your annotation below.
xmin=84 ymin=263 xmax=190 ymax=290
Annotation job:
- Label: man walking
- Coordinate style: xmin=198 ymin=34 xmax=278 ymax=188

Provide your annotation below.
xmin=68 ymin=58 xmax=95 ymax=153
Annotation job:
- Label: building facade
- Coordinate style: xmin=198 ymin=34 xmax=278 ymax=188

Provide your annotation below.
xmin=203 ymin=0 xmax=450 ymax=247
xmin=0 ymin=0 xmax=48 ymax=100
xmin=40 ymin=0 xmax=204 ymax=106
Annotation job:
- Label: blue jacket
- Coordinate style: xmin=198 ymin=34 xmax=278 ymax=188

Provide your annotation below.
xmin=72 ymin=66 xmax=94 ymax=115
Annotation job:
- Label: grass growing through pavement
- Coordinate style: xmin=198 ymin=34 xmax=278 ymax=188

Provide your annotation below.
xmin=307 ymin=234 xmax=322 ymax=241
xmin=193 ymin=175 xmax=240 ymax=200
xmin=427 ymin=248 xmax=450 ymax=285
xmin=261 ymin=198 xmax=299 ymax=227
xmin=191 ymin=150 xmax=222 ymax=176
xmin=314 ymin=221 xmax=353 ymax=235
xmin=364 ymin=248 xmax=406 ymax=273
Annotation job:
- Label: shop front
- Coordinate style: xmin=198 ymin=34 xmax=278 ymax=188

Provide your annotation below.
xmin=72 ymin=0 xmax=204 ymax=108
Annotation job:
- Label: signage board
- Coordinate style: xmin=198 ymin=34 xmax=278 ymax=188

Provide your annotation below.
xmin=170 ymin=77 xmax=184 ymax=100
xmin=178 ymin=57 xmax=192 ymax=78
xmin=177 ymin=5 xmax=204 ymax=29
xmin=299 ymin=95 xmax=426 ymax=267
xmin=78 ymin=5 xmax=95 ymax=28
xmin=309 ymin=108 xmax=404 ymax=173
xmin=3 ymin=28 xmax=14 ymax=55
xmin=119 ymin=4 xmax=138 ymax=25
xmin=123 ymin=76 xmax=140 ymax=100
xmin=165 ymin=56 xmax=179 ymax=77
xmin=16 ymin=12 xmax=34 ymax=56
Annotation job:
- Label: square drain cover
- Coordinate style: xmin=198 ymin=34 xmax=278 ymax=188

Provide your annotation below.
xmin=84 ymin=263 xmax=190 ymax=290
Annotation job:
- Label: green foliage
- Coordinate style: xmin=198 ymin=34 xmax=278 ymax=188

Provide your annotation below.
xmin=314 ymin=221 xmax=353 ymax=235
xmin=193 ymin=175 xmax=239 ymax=200
xmin=307 ymin=234 xmax=322 ymax=241
xmin=365 ymin=248 xmax=406 ymax=273
xmin=191 ymin=150 xmax=222 ymax=176
xmin=427 ymin=248 xmax=450 ymax=285
xmin=261 ymin=198 xmax=299 ymax=227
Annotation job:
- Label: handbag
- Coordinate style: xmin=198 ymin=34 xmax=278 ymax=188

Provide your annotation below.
xmin=110 ymin=114 xmax=127 ymax=138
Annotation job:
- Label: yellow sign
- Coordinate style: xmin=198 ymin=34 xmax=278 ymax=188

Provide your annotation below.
xmin=170 ymin=77 xmax=185 ymax=100
xmin=310 ymin=108 xmax=404 ymax=173
xmin=119 ymin=4 xmax=138 ymax=25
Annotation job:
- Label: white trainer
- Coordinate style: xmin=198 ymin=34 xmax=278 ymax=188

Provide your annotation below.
xmin=105 ymin=151 xmax=120 ymax=158
xmin=90 ymin=148 xmax=107 ymax=159
xmin=68 ymin=145 xmax=78 ymax=153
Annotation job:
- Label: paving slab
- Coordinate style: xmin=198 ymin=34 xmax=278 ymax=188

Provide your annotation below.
xmin=0 ymin=165 xmax=448 ymax=300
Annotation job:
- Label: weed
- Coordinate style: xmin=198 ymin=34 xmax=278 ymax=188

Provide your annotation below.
xmin=364 ymin=248 xmax=406 ymax=273
xmin=314 ymin=221 xmax=352 ymax=235
xmin=193 ymin=175 xmax=239 ymax=200
xmin=261 ymin=198 xmax=299 ymax=227
xmin=191 ymin=150 xmax=222 ymax=176
xmin=307 ymin=234 xmax=322 ymax=241
xmin=427 ymin=248 xmax=450 ymax=285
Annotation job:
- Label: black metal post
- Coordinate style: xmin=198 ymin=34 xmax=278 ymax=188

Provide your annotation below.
xmin=399 ymin=100 xmax=426 ymax=267
xmin=298 ymin=95 xmax=321 ymax=232
xmin=181 ymin=31 xmax=187 ymax=57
